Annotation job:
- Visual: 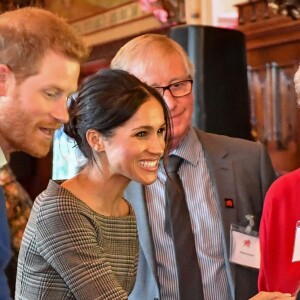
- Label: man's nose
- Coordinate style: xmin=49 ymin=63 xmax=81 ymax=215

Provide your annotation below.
xmin=51 ymin=99 xmax=69 ymax=124
xmin=162 ymin=89 xmax=177 ymax=110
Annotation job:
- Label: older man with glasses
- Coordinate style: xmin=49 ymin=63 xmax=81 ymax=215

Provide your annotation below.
xmin=111 ymin=33 xmax=276 ymax=300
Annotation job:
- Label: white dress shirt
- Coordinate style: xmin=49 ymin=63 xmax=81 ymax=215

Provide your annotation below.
xmin=0 ymin=148 xmax=7 ymax=168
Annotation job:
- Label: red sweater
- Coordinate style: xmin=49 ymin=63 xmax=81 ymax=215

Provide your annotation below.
xmin=258 ymin=168 xmax=300 ymax=294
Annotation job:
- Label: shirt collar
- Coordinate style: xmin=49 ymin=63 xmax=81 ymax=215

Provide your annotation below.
xmin=170 ymin=127 xmax=202 ymax=166
xmin=0 ymin=147 xmax=7 ymax=168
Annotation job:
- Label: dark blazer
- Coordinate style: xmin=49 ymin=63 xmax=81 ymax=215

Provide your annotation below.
xmin=125 ymin=128 xmax=276 ymax=300
xmin=0 ymin=186 xmax=12 ymax=300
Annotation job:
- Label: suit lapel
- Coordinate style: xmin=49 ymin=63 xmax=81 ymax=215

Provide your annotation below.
xmin=195 ymin=129 xmax=238 ymax=283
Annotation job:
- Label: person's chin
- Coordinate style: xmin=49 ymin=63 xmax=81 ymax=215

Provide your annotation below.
xmin=25 ymin=143 xmax=52 ymax=158
xmin=138 ymin=174 xmax=158 ymax=185
xmin=173 ymin=127 xmax=189 ymax=141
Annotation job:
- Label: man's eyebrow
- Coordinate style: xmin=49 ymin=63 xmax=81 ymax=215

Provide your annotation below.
xmin=150 ymin=76 xmax=189 ymax=87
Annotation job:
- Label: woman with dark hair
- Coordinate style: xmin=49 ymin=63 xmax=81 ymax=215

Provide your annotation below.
xmin=16 ymin=69 xmax=172 ymax=299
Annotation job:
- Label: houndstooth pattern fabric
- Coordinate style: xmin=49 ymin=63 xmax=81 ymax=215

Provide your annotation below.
xmin=15 ymin=180 xmax=138 ymax=300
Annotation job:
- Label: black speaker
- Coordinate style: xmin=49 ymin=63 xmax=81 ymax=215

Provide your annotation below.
xmin=170 ymin=25 xmax=252 ymax=140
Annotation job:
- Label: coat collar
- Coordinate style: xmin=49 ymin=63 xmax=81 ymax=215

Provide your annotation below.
xmin=0 ymin=148 xmax=7 ymax=168
xmin=124 ymin=181 xmax=159 ymax=282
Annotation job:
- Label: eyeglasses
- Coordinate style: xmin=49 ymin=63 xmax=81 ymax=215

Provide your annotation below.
xmin=153 ymin=79 xmax=193 ymax=98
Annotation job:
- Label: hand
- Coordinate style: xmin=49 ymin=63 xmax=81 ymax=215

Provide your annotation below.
xmin=249 ymin=291 xmax=295 ymax=300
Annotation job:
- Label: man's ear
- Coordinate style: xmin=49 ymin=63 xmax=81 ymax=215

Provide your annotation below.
xmin=86 ymin=129 xmax=105 ymax=153
xmin=0 ymin=64 xmax=13 ymax=96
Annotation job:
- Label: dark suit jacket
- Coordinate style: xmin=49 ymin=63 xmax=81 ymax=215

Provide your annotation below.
xmin=125 ymin=128 xmax=276 ymax=300
xmin=0 ymin=186 xmax=12 ymax=300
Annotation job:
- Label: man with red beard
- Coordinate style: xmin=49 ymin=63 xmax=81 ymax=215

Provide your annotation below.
xmin=0 ymin=7 xmax=88 ymax=299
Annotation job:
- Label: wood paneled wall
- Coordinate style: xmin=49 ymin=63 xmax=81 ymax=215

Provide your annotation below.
xmin=237 ymin=0 xmax=300 ymax=174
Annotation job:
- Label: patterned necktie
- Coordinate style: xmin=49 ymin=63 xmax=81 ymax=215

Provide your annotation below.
xmin=165 ymin=155 xmax=204 ymax=300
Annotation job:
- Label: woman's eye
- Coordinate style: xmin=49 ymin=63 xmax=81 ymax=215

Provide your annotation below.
xmin=158 ymin=127 xmax=166 ymax=135
xmin=136 ymin=131 xmax=148 ymax=138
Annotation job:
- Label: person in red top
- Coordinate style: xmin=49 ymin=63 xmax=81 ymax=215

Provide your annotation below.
xmin=258 ymin=65 xmax=300 ymax=295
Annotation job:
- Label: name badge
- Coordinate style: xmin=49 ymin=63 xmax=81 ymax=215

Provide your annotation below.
xmin=229 ymin=215 xmax=260 ymax=269
xmin=292 ymin=221 xmax=300 ymax=262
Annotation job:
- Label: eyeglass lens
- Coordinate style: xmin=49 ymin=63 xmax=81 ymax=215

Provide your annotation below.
xmin=155 ymin=80 xmax=193 ymax=97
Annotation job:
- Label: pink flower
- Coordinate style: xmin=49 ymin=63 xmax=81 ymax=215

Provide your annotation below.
xmin=138 ymin=0 xmax=169 ymax=23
